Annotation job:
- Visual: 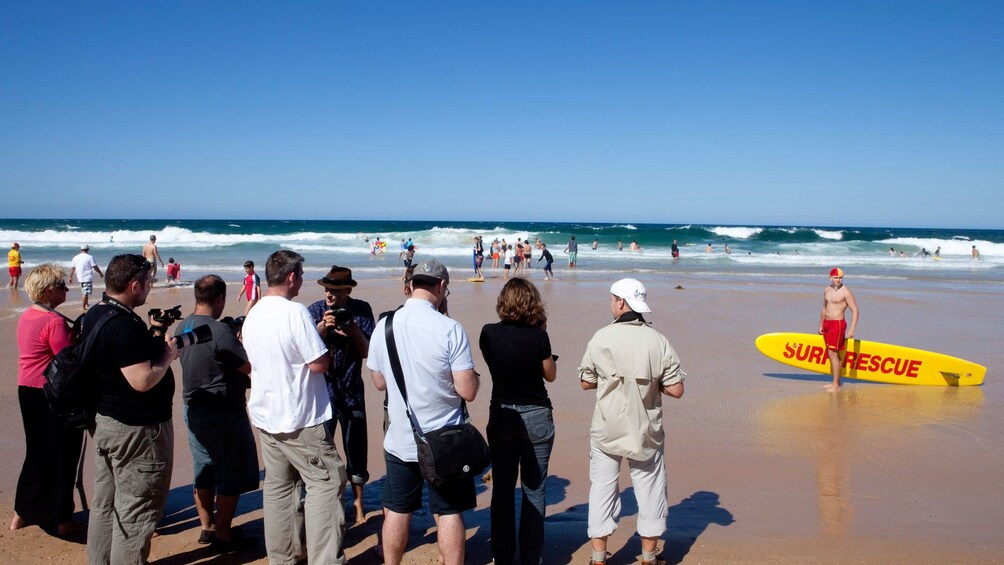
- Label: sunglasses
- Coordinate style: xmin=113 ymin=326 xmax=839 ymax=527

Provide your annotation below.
xmin=53 ymin=281 xmax=68 ymax=291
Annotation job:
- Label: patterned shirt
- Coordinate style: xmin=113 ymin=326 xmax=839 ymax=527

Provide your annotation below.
xmin=307 ymin=296 xmax=376 ymax=410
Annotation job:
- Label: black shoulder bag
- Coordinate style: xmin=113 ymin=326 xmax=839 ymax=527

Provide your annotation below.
xmin=384 ymin=310 xmax=490 ymax=486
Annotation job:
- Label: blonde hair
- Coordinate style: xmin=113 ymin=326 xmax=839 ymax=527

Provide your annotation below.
xmin=25 ymin=264 xmax=67 ymax=303
xmin=495 ymin=278 xmax=547 ymax=327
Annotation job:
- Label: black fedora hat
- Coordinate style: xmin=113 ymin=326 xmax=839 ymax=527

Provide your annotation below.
xmin=318 ymin=266 xmax=357 ymax=289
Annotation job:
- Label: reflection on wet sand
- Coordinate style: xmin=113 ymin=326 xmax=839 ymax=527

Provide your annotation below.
xmin=757 ymin=386 xmax=984 ymax=535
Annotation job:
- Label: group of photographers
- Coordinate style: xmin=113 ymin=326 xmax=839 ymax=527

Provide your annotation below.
xmin=68 ymin=253 xmax=374 ymax=564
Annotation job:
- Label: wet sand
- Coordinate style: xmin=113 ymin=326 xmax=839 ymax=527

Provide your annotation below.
xmin=1 ymin=270 xmax=1002 ymax=564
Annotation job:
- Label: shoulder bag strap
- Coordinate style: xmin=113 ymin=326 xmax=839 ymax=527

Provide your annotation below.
xmin=384 ymin=310 xmax=426 ymax=437
xmin=77 ymin=308 xmax=120 ymax=359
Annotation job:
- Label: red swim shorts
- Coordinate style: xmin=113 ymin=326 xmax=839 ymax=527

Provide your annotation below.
xmin=821 ymin=319 xmax=847 ymax=351
xmin=8 ymin=266 xmax=21 ymax=278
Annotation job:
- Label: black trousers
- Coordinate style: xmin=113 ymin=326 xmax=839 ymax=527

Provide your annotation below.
xmin=15 ymin=386 xmax=84 ymax=529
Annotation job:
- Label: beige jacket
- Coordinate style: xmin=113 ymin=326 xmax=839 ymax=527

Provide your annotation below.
xmin=579 ymin=318 xmax=685 ymax=461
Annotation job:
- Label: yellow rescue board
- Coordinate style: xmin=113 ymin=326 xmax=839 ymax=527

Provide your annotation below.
xmin=755 ymin=333 xmax=985 ymax=386
xmin=467 ymin=277 xmax=485 ymax=282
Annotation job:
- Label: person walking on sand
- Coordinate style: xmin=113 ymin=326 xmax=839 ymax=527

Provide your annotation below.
xmin=143 ymin=235 xmax=164 ymax=277
xmin=237 ymin=260 xmax=261 ymax=315
xmin=819 ymin=267 xmax=859 ymax=392
xmin=580 ymin=279 xmax=686 ymax=565
xmin=8 ymin=242 xmax=24 ymax=289
xmin=69 ymin=244 xmax=104 ymax=311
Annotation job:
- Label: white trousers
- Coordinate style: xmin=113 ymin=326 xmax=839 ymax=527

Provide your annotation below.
xmin=587 ymin=440 xmax=668 ymax=539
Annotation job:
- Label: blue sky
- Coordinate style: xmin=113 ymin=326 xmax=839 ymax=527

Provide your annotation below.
xmin=2 ymin=1 xmax=1002 ymax=228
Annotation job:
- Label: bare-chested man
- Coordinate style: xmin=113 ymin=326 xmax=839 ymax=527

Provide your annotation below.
xmin=819 ymin=267 xmax=859 ymax=392
xmin=143 ymin=235 xmax=165 ymax=277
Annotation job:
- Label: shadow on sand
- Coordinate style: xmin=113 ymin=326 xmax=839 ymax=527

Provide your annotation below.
xmin=545 ymin=483 xmax=733 ymax=564
xmin=148 ymin=470 xmax=732 ymax=564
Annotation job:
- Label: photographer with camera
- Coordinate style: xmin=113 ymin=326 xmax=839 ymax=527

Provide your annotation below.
xmin=307 ymin=266 xmax=375 ymax=525
xmin=83 ymin=254 xmax=179 ymax=564
xmin=175 ymin=275 xmax=258 ymax=549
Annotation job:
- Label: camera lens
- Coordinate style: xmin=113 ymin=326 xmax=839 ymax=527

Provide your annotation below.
xmin=334 ymin=308 xmax=353 ymax=329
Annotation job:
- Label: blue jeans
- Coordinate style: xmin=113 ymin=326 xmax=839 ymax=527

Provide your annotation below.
xmin=487 ymin=404 xmax=555 ymax=565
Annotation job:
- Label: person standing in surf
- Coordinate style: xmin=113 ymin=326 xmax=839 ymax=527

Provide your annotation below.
xmin=472 ymin=236 xmax=485 ymax=280
xmin=819 ymin=267 xmax=859 ymax=392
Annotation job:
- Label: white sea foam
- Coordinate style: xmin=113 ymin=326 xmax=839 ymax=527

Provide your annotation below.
xmin=710 ymin=226 xmax=763 ymax=239
xmin=880 ymin=237 xmax=1002 ymax=258
xmin=813 ymin=229 xmax=844 ymax=240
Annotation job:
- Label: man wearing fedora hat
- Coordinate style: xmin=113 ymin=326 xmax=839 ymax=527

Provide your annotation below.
xmin=307 ymin=266 xmax=376 ymax=524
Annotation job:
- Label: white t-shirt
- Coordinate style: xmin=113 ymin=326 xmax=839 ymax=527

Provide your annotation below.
xmin=367 ymin=298 xmax=475 ymax=461
xmin=71 ymin=252 xmax=98 ymax=283
xmin=243 ymin=295 xmax=331 ymax=434
xmin=504 ymin=248 xmax=515 ymax=265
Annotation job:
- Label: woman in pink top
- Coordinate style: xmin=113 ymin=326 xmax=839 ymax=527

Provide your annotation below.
xmin=10 ymin=264 xmax=85 ymax=537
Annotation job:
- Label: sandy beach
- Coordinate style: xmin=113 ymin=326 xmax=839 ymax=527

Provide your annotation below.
xmin=1 ymin=269 xmax=1001 ymax=564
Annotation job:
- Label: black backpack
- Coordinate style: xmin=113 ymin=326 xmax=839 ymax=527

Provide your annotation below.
xmin=43 ymin=308 xmax=119 ymax=429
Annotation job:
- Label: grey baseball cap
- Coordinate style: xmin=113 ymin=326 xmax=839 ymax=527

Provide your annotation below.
xmin=413 ymin=258 xmax=450 ymax=284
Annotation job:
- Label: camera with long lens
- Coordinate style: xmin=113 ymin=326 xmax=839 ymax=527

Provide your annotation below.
xmin=149 ymin=305 xmax=183 ymax=326
xmin=173 ymin=324 xmax=214 ymax=349
xmin=221 ymin=315 xmax=246 ymax=337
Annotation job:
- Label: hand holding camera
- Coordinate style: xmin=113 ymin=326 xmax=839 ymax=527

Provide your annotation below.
xmin=323 ymin=308 xmax=355 ymax=337
xmin=149 ymin=305 xmax=183 ymax=337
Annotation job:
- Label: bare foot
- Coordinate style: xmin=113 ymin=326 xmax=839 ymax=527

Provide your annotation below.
xmin=824 ymin=384 xmax=841 ymax=393
xmin=9 ymin=513 xmax=27 ymax=531
xmin=353 ymin=503 xmax=366 ymax=525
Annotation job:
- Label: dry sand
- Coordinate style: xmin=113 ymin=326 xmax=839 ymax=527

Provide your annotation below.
xmin=0 ymin=270 xmax=1001 ymax=564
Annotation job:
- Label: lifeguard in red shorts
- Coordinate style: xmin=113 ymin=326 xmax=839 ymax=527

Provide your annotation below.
xmin=819 ymin=267 xmax=859 ymax=392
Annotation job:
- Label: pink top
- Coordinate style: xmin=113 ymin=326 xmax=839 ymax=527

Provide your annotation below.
xmin=17 ymin=308 xmax=73 ymax=388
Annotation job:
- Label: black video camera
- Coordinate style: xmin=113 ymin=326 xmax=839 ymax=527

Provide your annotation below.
xmin=221 ymin=315 xmax=246 ymax=336
xmin=149 ymin=305 xmax=183 ymax=326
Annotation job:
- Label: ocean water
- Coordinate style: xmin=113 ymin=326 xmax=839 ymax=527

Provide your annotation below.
xmin=2 ymin=219 xmax=1002 ymax=289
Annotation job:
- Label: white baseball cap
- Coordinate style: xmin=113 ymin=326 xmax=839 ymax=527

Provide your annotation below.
xmin=610 ymin=278 xmax=651 ymax=313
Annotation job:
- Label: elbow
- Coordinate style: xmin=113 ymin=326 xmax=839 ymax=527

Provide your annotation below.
xmin=459 ymin=380 xmax=480 ymax=402
xmin=664 ymin=383 xmax=685 ymax=398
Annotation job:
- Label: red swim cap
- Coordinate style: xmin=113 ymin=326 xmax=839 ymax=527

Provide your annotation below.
xmin=830 ymin=267 xmax=844 ymax=277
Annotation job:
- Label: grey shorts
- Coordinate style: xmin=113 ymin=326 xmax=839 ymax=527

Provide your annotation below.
xmin=184 ymin=404 xmax=260 ymax=496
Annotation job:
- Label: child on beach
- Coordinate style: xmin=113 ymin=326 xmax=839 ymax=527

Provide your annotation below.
xmin=236 ymin=260 xmax=261 ymax=315
xmin=165 ymin=258 xmax=180 ymax=283
xmin=401 ymin=244 xmax=416 ymax=280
